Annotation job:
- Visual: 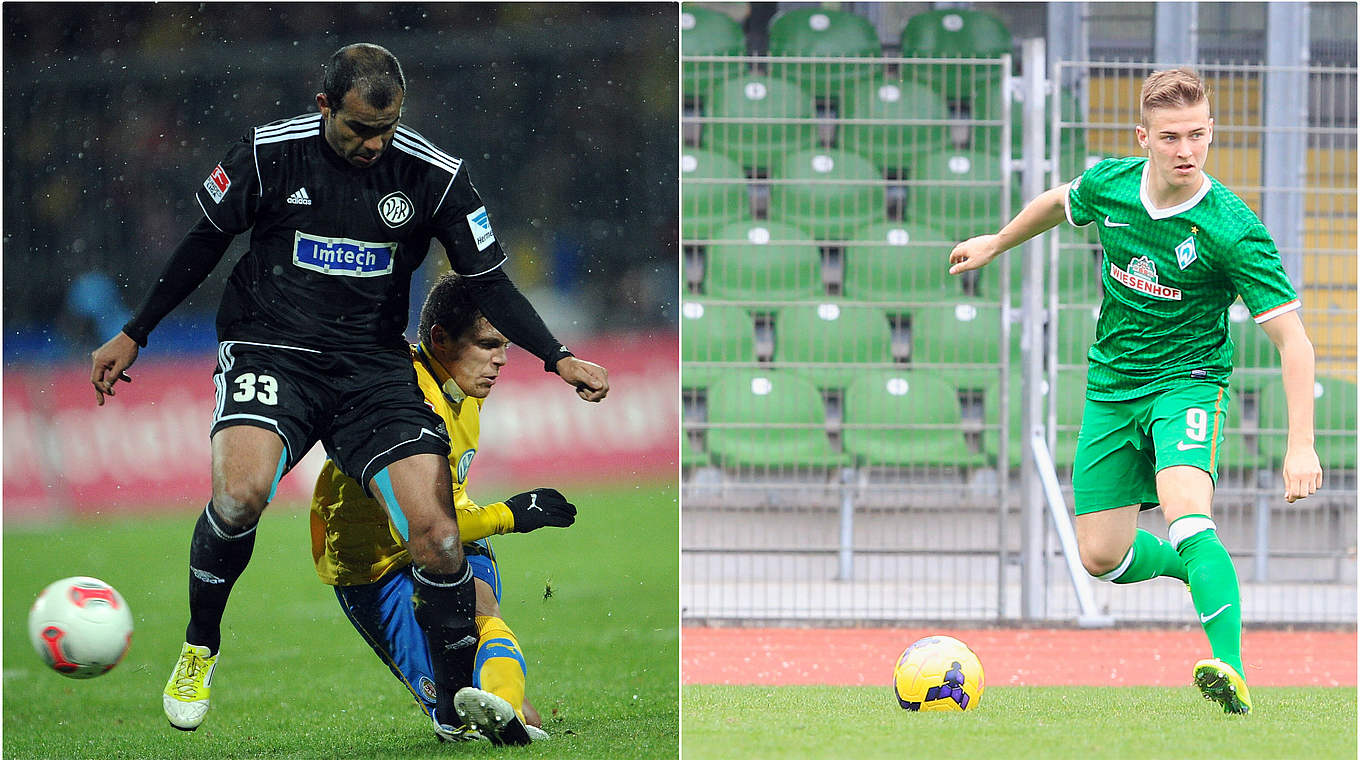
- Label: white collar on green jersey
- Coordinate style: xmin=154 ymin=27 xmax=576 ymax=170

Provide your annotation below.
xmin=1139 ymin=161 xmax=1212 ymax=220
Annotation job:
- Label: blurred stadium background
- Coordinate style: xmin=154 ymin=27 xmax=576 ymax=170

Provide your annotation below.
xmin=680 ymin=2 xmax=1357 ymax=627
xmin=3 ymin=3 xmax=678 ymax=515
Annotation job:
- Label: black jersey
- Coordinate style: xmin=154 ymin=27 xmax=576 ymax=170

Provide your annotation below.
xmin=195 ymin=113 xmax=506 ymax=352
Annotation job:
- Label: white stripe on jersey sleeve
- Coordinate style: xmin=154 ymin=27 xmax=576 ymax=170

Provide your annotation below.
xmin=256 ymin=126 xmax=321 ymax=146
xmin=1063 ymin=183 xmax=1087 ymax=228
xmin=391 ymin=137 xmax=462 ymax=177
xmin=255 ymin=114 xmax=320 ymax=139
xmin=253 ymin=115 xmax=321 ymax=190
xmin=393 ymin=127 xmax=463 ymax=170
xmin=460 ymin=256 xmax=509 ymax=278
xmin=431 ymin=174 xmax=457 ymax=216
xmin=195 ymin=194 xmax=226 ymax=232
xmin=1253 ymin=299 xmax=1301 ymax=323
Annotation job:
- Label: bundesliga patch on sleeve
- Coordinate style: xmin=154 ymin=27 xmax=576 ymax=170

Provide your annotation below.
xmin=204 ymin=164 xmax=231 ymax=204
xmin=466 ymin=206 xmax=496 ymax=251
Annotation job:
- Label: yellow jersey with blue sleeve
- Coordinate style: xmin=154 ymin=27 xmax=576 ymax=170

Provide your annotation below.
xmin=310 ymin=343 xmax=516 ymax=586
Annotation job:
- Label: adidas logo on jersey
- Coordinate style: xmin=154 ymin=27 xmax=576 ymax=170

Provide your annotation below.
xmin=286 ymin=187 xmax=312 ymax=205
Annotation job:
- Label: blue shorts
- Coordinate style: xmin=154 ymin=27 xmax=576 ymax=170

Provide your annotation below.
xmin=334 ymin=539 xmax=500 ymax=714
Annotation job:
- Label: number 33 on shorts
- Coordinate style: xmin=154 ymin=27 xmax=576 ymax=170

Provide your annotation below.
xmin=232 ymin=372 xmax=279 ymax=405
xmin=215 ymin=362 xmax=291 ymax=424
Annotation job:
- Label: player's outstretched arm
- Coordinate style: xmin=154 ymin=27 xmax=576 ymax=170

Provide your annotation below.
xmin=90 ymin=217 xmax=235 ymax=405
xmin=90 ymin=332 xmax=139 ymax=406
xmin=1259 ymin=311 xmax=1323 ymax=502
xmin=554 ymin=356 xmax=609 ymax=402
xmin=948 ymin=183 xmax=1070 ymax=275
xmin=503 ymin=488 xmax=577 ymax=533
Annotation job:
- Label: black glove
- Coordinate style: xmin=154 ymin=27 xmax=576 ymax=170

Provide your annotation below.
xmin=503 ymin=488 xmax=576 ymax=533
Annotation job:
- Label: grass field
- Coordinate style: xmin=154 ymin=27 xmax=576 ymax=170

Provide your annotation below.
xmin=682 ymin=684 xmax=1357 ymax=759
xmin=3 ymin=481 xmax=677 ymax=759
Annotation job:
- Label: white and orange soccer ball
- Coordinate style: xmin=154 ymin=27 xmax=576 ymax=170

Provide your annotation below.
xmin=28 ymin=576 xmax=133 ymax=678
xmin=893 ymin=635 xmax=985 ymax=712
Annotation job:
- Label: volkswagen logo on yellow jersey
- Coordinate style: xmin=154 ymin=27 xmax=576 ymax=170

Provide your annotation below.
xmin=456 ymin=448 xmax=476 ymax=483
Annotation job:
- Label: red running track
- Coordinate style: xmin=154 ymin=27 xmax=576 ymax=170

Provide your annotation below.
xmin=682 ymin=627 xmax=1357 ymax=687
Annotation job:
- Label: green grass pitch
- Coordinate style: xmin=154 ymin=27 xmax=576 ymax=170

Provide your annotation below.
xmin=682 ymin=684 xmax=1357 ymax=759
xmin=3 ymin=481 xmax=677 ymax=759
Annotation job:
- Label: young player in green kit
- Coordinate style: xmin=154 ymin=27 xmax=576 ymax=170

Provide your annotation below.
xmin=947 ymin=68 xmax=1323 ymax=714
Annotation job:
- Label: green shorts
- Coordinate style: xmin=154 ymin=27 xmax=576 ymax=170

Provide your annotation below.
xmin=1071 ymin=382 xmax=1229 ymax=515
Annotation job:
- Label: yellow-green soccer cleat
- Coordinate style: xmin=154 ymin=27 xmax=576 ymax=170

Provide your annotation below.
xmin=163 ymin=643 xmax=218 ymax=730
xmin=432 ymin=720 xmax=487 ymax=743
xmin=1193 ymin=658 xmax=1252 ymax=715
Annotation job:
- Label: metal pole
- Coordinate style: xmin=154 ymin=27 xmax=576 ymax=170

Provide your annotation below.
xmin=1154 ymin=2 xmax=1199 ymax=65
xmin=1020 ymin=37 xmax=1049 ymax=620
xmin=838 ymin=467 xmax=855 ymax=580
xmin=1263 ymin=3 xmax=1310 ymax=286
xmin=1254 ymin=470 xmax=1272 ymax=581
xmin=997 ymin=53 xmax=1014 ymax=621
xmin=1032 ymin=429 xmax=1115 ymax=627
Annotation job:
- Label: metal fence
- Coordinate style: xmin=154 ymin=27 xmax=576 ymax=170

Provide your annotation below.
xmin=680 ymin=49 xmax=1357 ymax=626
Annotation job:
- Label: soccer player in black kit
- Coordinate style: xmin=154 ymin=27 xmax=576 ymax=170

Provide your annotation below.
xmin=89 ymin=43 xmax=609 ymax=743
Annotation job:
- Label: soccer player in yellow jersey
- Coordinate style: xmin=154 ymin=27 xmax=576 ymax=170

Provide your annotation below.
xmin=311 ymin=271 xmax=591 ymax=744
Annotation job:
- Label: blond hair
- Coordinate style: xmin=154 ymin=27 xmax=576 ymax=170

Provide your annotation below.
xmin=1140 ymin=68 xmax=1210 ymax=125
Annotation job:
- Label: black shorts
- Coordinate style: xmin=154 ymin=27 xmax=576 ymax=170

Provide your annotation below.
xmin=211 ymin=340 xmax=450 ymax=491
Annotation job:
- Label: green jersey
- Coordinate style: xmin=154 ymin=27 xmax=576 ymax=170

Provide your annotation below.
xmin=1065 ymin=156 xmax=1299 ymax=401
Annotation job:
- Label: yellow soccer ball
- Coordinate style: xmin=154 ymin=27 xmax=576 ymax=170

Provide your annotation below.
xmin=893 ymin=635 xmax=985 ymax=712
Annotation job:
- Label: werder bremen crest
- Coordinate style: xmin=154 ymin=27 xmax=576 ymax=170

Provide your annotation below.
xmin=1175 ymin=235 xmax=1198 ymax=269
xmin=1111 ymin=255 xmax=1183 ymax=300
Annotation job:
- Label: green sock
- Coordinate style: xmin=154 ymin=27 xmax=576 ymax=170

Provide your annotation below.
xmin=1171 ymin=516 xmax=1243 ymax=676
xmin=1100 ymin=529 xmax=1188 ymax=584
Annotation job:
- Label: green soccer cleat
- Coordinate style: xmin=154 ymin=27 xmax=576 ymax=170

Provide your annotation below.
xmin=454 ymin=686 xmax=533 ymax=746
xmin=162 ymin=643 xmax=218 ymax=730
xmin=1193 ymin=658 xmax=1252 ymax=715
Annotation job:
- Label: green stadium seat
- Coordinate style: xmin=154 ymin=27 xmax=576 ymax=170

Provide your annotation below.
xmin=981 ymin=237 xmax=1103 ymax=304
xmin=681 ymin=301 xmax=756 ymax=389
xmin=910 ymin=301 xmax=1007 ymax=368
xmin=702 ymin=74 xmax=820 ymax=172
xmin=843 ymin=369 xmax=984 ymax=467
xmin=1259 ymin=376 xmax=1357 ymax=469
xmin=841 ymin=221 xmax=959 ymax=303
xmin=1054 ymin=305 xmax=1100 ymax=368
xmin=706 ymin=370 xmax=849 ymax=468
xmin=1053 ymin=239 xmax=1104 ymax=302
xmin=1044 ymin=369 xmax=1088 ymax=468
xmin=702 ymin=220 xmax=823 ymax=300
xmin=974 ymin=86 xmax=1088 ymax=176
xmin=906 ymin=148 xmax=1008 ymax=240
xmin=772 ymin=302 xmax=894 ymax=390
xmin=767 ymin=8 xmax=881 ymax=100
xmin=768 ymin=147 xmax=887 ymax=240
xmin=1218 ymin=388 xmax=1273 ymax=472
xmin=681 ymin=148 xmax=751 ymax=241
xmin=682 ymin=431 xmax=711 ymax=468
xmin=980 ymin=369 xmax=1088 ymax=468
xmin=899 ymin=9 xmax=1012 ymax=104
xmin=838 ymin=76 xmax=952 ymax=174
xmin=1227 ymin=300 xmax=1281 ymax=369
xmin=681 ymin=4 xmax=746 ymax=105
